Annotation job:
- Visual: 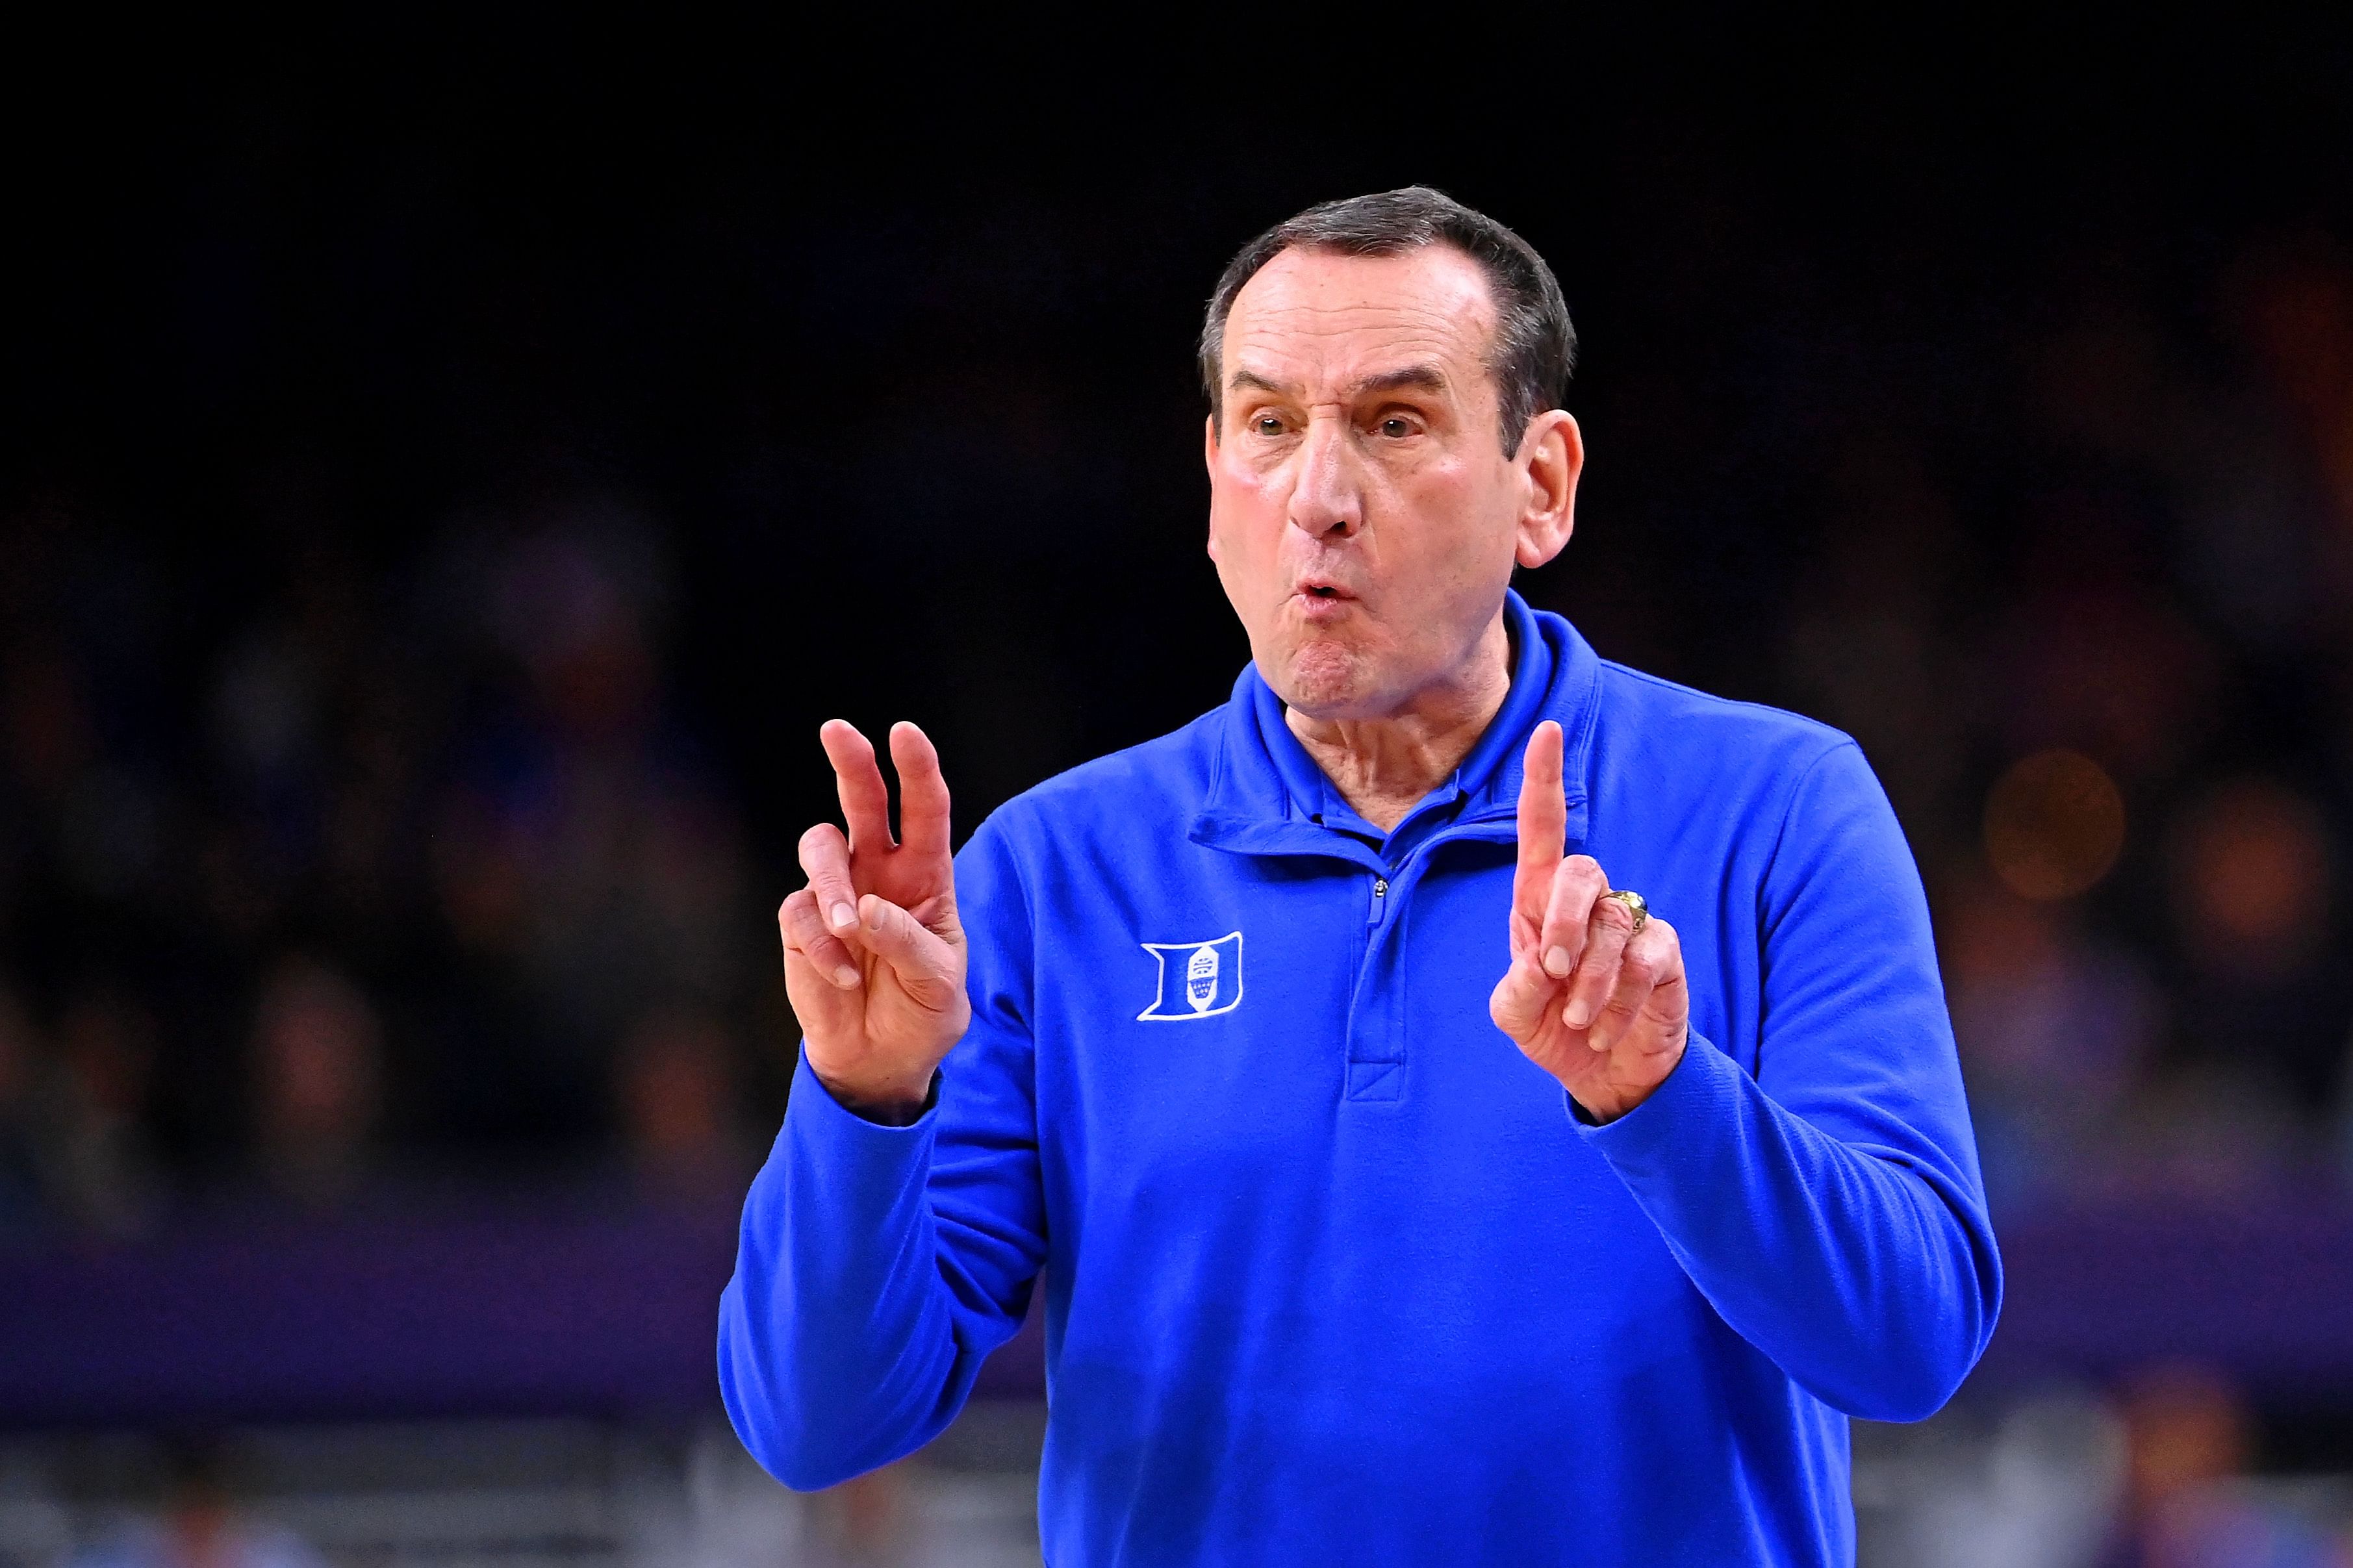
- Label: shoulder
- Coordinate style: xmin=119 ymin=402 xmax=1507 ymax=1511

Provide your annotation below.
xmin=1594 ymin=658 xmax=1857 ymax=778
xmin=1584 ymin=659 xmax=1872 ymax=842
xmin=961 ymin=705 xmax=1225 ymax=862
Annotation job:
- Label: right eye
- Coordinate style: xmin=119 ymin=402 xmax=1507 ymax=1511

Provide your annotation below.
xmin=1252 ymin=415 xmax=1285 ymax=436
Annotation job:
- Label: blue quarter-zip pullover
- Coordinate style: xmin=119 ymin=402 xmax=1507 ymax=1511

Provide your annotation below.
xmin=719 ymin=590 xmax=2001 ymax=1566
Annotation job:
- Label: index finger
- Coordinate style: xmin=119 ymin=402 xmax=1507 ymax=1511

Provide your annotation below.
xmin=1514 ymin=720 xmax=1568 ymax=916
xmin=819 ymin=720 xmax=895 ymax=853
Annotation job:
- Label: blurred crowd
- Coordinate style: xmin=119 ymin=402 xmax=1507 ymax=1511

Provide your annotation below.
xmin=0 ymin=495 xmax=772 ymax=1235
xmin=14 ymin=1372 xmax=2352 ymax=1568
xmin=1853 ymin=1367 xmax=2353 ymax=1566
xmin=1795 ymin=234 xmax=2353 ymax=1220
xmin=5 ymin=221 xmax=2353 ymax=1243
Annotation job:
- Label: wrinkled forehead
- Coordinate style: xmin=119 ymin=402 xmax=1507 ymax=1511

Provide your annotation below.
xmin=1222 ymin=245 xmax=1500 ymax=401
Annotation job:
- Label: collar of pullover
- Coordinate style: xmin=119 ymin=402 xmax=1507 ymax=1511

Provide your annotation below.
xmin=1189 ymin=588 xmax=1601 ymax=866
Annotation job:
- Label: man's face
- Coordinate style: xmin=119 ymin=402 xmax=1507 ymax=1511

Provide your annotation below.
xmin=1205 ymin=244 xmax=1565 ymax=720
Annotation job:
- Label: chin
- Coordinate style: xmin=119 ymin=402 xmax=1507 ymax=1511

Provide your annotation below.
xmin=1270 ymin=639 xmax=1379 ymax=717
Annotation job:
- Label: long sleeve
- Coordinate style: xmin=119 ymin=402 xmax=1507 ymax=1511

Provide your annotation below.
xmin=717 ymin=820 xmax=1049 ymax=1490
xmin=1577 ymin=739 xmax=2002 ymax=1422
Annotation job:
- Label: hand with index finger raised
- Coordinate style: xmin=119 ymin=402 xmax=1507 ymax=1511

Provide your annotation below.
xmin=778 ymin=720 xmax=970 ymax=1119
xmin=1488 ymin=720 xmax=1690 ymax=1122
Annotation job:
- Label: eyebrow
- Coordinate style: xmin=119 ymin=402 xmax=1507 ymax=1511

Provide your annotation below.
xmin=1349 ymin=364 xmax=1449 ymax=399
xmin=1225 ymin=364 xmax=1451 ymax=399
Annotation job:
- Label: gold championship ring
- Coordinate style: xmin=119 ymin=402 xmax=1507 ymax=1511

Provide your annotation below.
xmin=1599 ymin=888 xmax=1649 ymax=936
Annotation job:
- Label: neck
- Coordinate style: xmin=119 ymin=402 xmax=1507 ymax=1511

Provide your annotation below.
xmin=1285 ymin=612 xmax=1514 ymax=833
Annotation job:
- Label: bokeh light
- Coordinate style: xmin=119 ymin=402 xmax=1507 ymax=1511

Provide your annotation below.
xmin=1983 ymin=749 xmax=2128 ymax=901
xmin=2170 ymin=778 xmax=2333 ymax=954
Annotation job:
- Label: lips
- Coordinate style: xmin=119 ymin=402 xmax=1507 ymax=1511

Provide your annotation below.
xmin=1289 ymin=579 xmax=1358 ymax=623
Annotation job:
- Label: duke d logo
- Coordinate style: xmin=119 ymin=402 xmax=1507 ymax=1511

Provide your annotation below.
xmin=1138 ymin=932 xmax=1244 ymax=1020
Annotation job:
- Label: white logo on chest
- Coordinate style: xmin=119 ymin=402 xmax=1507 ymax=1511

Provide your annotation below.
xmin=1138 ymin=931 xmax=1244 ymax=1020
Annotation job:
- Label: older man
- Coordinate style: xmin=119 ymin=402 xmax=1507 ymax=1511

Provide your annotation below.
xmin=719 ymin=187 xmax=2000 ymax=1566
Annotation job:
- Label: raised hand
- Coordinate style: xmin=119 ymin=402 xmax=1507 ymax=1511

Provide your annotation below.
xmin=1488 ymin=720 xmax=1689 ymax=1122
xmin=778 ymin=720 xmax=969 ymax=1119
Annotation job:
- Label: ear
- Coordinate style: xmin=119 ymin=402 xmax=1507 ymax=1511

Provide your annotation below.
xmin=1512 ymin=411 xmax=1582 ymax=570
xmin=1203 ymin=414 xmax=1223 ymax=563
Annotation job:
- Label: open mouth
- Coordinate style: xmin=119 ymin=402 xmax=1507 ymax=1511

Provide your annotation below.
xmin=1290 ymin=582 xmax=1356 ymax=622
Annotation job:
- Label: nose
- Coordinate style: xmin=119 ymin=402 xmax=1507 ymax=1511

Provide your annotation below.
xmin=1288 ymin=412 xmax=1363 ymax=540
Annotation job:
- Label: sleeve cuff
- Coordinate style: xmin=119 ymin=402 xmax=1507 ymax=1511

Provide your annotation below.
xmin=791 ymin=1044 xmax=941 ymax=1136
xmin=1566 ymin=1028 xmax=1746 ymax=1169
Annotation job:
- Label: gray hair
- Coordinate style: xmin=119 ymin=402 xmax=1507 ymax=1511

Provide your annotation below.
xmin=1199 ymin=186 xmax=1577 ymax=454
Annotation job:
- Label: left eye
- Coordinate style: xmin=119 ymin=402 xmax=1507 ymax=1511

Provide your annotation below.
xmin=1380 ymin=418 xmax=1414 ymax=438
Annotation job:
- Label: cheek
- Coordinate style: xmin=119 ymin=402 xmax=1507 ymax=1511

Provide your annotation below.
xmin=1204 ymin=497 xmax=1251 ymax=594
xmin=1215 ymin=453 xmax=1283 ymax=509
xmin=1403 ymin=454 xmax=1484 ymax=513
xmin=1394 ymin=461 xmax=1514 ymax=565
xmin=1208 ymin=466 xmax=1284 ymax=561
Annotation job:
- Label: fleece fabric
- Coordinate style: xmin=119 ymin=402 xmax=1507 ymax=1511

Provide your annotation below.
xmin=719 ymin=588 xmax=2002 ymax=1567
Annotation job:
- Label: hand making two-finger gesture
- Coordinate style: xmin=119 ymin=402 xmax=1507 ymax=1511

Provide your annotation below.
xmin=777 ymin=720 xmax=969 ymax=1119
xmin=1488 ymin=720 xmax=1689 ymax=1123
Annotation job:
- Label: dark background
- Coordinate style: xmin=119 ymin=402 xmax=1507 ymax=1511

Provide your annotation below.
xmin=7 ymin=24 xmax=2353 ymax=1503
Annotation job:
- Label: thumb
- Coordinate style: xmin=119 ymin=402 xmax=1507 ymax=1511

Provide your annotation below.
xmin=908 ymin=882 xmax=967 ymax=951
xmin=857 ymin=892 xmax=964 ymax=1009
